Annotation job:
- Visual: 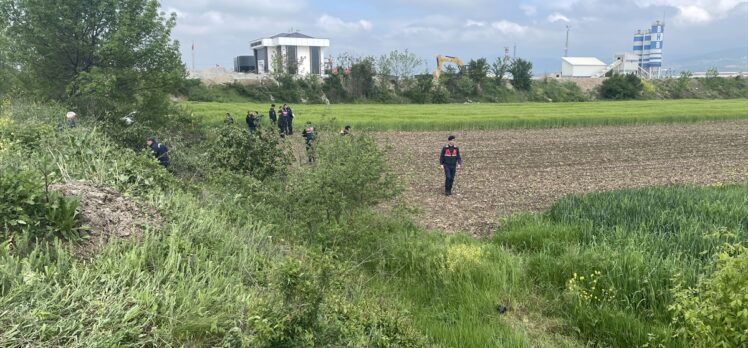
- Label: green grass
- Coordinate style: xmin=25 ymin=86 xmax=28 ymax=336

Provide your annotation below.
xmin=184 ymin=99 xmax=748 ymax=130
xmin=4 ymin=101 xmax=748 ymax=347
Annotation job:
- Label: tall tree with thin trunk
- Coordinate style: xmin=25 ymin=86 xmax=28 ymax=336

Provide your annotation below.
xmin=2 ymin=0 xmax=185 ymax=119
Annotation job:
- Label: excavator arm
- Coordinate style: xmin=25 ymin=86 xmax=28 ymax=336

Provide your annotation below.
xmin=433 ymin=55 xmax=465 ymax=80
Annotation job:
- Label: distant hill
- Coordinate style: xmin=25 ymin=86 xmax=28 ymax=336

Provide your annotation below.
xmin=668 ymin=47 xmax=748 ymax=73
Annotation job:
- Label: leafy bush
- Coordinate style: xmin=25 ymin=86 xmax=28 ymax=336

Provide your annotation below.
xmin=286 ymin=134 xmax=401 ymax=236
xmin=0 ymin=168 xmax=82 ymax=250
xmin=669 ymin=242 xmax=748 ymax=347
xmin=600 ymin=74 xmax=643 ymax=100
xmin=205 ymin=124 xmax=290 ymax=180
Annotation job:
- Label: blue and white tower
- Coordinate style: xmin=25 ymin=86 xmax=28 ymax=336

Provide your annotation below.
xmin=647 ymin=20 xmax=665 ymax=77
xmin=633 ymin=30 xmax=644 ymax=66
xmin=632 ymin=20 xmax=665 ymax=78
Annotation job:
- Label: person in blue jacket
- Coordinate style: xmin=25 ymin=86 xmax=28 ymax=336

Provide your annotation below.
xmin=147 ymin=137 xmax=170 ymax=167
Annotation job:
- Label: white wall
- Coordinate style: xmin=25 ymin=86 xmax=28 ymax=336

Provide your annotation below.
xmin=562 ymin=62 xmax=606 ymax=77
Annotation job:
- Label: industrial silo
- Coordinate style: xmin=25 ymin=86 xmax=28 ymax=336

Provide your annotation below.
xmin=233 ymin=56 xmax=256 ymax=73
xmin=633 ymin=30 xmax=644 ymax=69
xmin=647 ymin=21 xmax=664 ymax=77
xmin=642 ymin=31 xmax=652 ymax=70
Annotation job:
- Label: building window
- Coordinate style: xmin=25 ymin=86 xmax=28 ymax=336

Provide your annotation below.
xmin=310 ymin=47 xmax=320 ymax=75
xmin=286 ymin=46 xmax=298 ymax=74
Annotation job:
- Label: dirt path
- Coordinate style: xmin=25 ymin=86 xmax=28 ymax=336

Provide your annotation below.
xmin=375 ymin=121 xmax=748 ymax=234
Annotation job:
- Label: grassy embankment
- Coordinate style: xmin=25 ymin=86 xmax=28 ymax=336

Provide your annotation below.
xmin=2 ymin=101 xmax=746 ymax=347
xmin=186 ymin=99 xmax=748 ymax=130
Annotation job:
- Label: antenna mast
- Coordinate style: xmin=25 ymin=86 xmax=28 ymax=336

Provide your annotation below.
xmin=564 ymin=25 xmax=571 ymax=57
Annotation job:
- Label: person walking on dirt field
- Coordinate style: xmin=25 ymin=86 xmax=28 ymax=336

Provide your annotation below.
xmin=268 ymin=104 xmax=277 ymax=126
xmin=439 ymin=135 xmax=462 ymax=196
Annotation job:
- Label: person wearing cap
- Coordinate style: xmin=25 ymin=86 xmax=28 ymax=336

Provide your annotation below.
xmin=339 ymin=125 xmax=351 ymax=136
xmin=439 ymin=135 xmax=462 ymax=196
xmin=147 ymin=137 xmax=170 ymax=167
xmin=66 ymin=111 xmax=77 ymax=128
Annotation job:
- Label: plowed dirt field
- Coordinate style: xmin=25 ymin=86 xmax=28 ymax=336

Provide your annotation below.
xmin=376 ymin=121 xmax=748 ymax=234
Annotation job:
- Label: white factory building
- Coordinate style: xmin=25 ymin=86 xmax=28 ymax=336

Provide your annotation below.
xmin=250 ymin=32 xmax=330 ymax=76
xmin=561 ymin=57 xmax=608 ymax=77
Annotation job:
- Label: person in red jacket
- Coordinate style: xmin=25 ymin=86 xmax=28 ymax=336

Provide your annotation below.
xmin=439 ymin=135 xmax=462 ymax=196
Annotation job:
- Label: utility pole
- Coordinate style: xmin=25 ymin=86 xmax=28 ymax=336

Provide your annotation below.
xmin=191 ymin=40 xmax=195 ymax=73
xmin=564 ymin=25 xmax=570 ymax=57
xmin=513 ymin=42 xmax=516 ymax=58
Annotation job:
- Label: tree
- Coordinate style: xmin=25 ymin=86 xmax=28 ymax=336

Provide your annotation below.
xmin=508 ymin=58 xmax=533 ymax=91
xmin=467 ymin=58 xmax=489 ymax=85
xmin=376 ymin=49 xmax=423 ymax=79
xmin=2 ymin=0 xmax=185 ymax=119
xmin=599 ymin=73 xmax=643 ymax=100
xmin=490 ymin=56 xmax=510 ymax=87
xmin=348 ymin=58 xmax=376 ymax=100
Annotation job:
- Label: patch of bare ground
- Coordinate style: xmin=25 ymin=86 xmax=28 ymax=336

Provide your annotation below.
xmin=50 ymin=181 xmax=162 ymax=259
xmin=375 ymin=120 xmax=748 ymax=234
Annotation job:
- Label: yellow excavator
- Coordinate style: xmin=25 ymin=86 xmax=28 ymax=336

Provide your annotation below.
xmin=433 ymin=55 xmax=465 ymax=80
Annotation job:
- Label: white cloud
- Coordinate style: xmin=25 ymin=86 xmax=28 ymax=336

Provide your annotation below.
xmin=676 ymin=5 xmax=712 ymax=23
xmin=491 ymin=20 xmax=528 ymax=35
xmin=547 ymin=13 xmax=571 ymax=23
xmin=520 ymin=4 xmax=537 ymax=15
xmin=316 ymin=15 xmax=373 ymax=34
xmin=632 ymin=0 xmax=743 ymax=24
xmin=164 ymin=0 xmax=307 ymax=13
xmin=465 ymin=20 xmax=487 ymax=27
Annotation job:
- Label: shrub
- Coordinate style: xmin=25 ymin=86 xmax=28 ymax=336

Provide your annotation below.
xmin=669 ymin=242 xmax=748 ymax=347
xmin=286 ymin=134 xmax=401 ymax=236
xmin=600 ymin=74 xmax=643 ymax=100
xmin=0 ymin=167 xmax=82 ymax=250
xmin=205 ymin=124 xmax=290 ymax=180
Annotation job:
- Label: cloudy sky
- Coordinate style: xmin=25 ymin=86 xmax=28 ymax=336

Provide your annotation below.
xmin=161 ymin=0 xmax=748 ymax=73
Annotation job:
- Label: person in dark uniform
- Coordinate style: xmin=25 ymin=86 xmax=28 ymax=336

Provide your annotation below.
xmin=301 ymin=122 xmax=317 ymax=163
xmin=439 ymin=135 xmax=462 ymax=196
xmin=147 ymin=137 xmax=170 ymax=167
xmin=278 ymin=107 xmax=288 ymax=137
xmin=246 ymin=111 xmax=258 ymax=133
xmin=283 ymin=104 xmax=294 ymax=135
xmin=268 ymin=104 xmax=277 ymax=126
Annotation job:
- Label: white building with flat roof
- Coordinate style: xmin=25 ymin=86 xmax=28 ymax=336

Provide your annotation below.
xmin=561 ymin=57 xmax=607 ymax=77
xmin=250 ymin=32 xmax=330 ymax=76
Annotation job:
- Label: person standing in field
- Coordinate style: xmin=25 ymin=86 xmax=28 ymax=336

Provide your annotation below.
xmin=284 ymin=104 xmax=295 ymax=135
xmin=439 ymin=135 xmax=462 ymax=196
xmin=268 ymin=104 xmax=277 ymax=126
xmin=278 ymin=107 xmax=288 ymax=137
xmin=246 ymin=111 xmax=258 ymax=133
xmin=224 ymin=112 xmax=234 ymax=125
xmin=301 ymin=122 xmax=317 ymax=163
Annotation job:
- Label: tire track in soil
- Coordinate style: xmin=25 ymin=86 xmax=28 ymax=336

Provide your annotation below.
xmin=375 ymin=120 xmax=748 ymax=235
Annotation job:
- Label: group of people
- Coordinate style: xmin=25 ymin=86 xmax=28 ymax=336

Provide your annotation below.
xmin=268 ymin=103 xmax=295 ymax=136
xmin=62 ymin=109 xmax=459 ymax=196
